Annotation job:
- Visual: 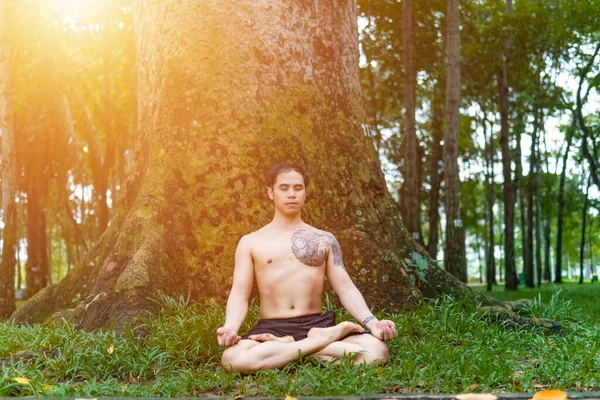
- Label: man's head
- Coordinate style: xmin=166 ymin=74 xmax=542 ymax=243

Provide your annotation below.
xmin=266 ymin=163 xmax=309 ymax=216
xmin=266 ymin=163 xmax=310 ymax=189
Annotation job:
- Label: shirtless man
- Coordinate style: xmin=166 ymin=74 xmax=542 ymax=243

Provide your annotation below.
xmin=217 ymin=163 xmax=397 ymax=373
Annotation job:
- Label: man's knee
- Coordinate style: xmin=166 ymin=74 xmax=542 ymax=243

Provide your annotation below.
xmin=364 ymin=339 xmax=389 ymax=365
xmin=221 ymin=346 xmax=252 ymax=374
xmin=353 ymin=335 xmax=389 ymax=365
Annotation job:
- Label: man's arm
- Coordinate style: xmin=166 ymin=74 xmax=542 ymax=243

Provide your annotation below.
xmin=325 ymin=233 xmax=397 ymax=341
xmin=217 ymin=235 xmax=254 ymax=347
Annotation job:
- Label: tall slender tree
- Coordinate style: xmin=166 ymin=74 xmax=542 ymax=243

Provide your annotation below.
xmin=498 ymin=0 xmax=518 ymax=289
xmin=0 ymin=0 xmax=17 ymax=317
xmin=482 ymin=110 xmax=496 ymax=291
xmin=579 ymin=176 xmax=591 ymax=284
xmin=556 ymin=47 xmax=597 ymax=283
xmin=427 ymin=80 xmax=444 ymax=259
xmin=443 ymin=0 xmax=466 ymax=281
xmin=534 ymin=114 xmax=543 ymax=287
xmin=401 ymin=0 xmax=423 ymax=245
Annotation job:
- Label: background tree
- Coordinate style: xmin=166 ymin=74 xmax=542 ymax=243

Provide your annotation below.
xmin=443 ymin=0 xmax=466 ymax=282
xmin=0 ymin=0 xmax=17 ymax=317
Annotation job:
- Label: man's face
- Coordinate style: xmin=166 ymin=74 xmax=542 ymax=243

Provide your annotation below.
xmin=267 ymin=170 xmax=307 ymax=215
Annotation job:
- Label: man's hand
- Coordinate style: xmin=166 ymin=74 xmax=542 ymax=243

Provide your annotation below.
xmin=217 ymin=326 xmax=241 ymax=347
xmin=367 ymin=319 xmax=397 ymax=341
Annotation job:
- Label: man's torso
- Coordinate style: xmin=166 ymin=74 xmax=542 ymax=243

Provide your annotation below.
xmin=246 ymin=224 xmax=334 ymax=319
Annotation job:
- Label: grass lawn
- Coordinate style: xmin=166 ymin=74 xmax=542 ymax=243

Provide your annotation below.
xmin=1 ymin=287 xmax=599 ymax=397
xmin=473 ymin=281 xmax=600 ymax=325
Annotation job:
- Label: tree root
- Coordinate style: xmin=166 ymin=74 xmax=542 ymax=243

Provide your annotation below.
xmin=480 ymin=305 xmax=561 ymax=334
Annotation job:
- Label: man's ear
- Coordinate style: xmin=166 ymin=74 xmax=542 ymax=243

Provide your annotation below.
xmin=267 ymin=186 xmax=274 ymax=200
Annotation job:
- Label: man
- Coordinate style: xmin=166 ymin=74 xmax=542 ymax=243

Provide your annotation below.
xmin=217 ymin=163 xmax=397 ymax=373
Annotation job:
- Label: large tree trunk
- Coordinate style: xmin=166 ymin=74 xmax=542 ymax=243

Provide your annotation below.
xmin=427 ymin=80 xmax=444 ymax=259
xmin=498 ymin=0 xmax=517 ymax=290
xmin=12 ymin=0 xmax=556 ymax=333
xmin=0 ymin=0 xmax=17 ymax=318
xmin=443 ymin=0 xmax=466 ymax=282
xmin=401 ymin=0 xmax=422 ymax=245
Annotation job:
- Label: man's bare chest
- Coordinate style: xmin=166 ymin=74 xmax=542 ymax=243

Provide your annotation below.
xmin=252 ymin=229 xmax=333 ymax=269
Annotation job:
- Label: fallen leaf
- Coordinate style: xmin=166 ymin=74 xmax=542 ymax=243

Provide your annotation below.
xmin=107 ymin=344 xmax=115 ymax=355
xmin=13 ymin=377 xmax=31 ymax=385
xmin=469 ymin=384 xmax=481 ymax=391
xmin=285 ymin=396 xmax=297 ymax=400
xmin=455 ymin=394 xmax=498 ymax=400
xmin=42 ymin=383 xmax=53 ymax=389
xmin=513 ymin=370 xmax=523 ymax=380
xmin=531 ymin=390 xmax=567 ymax=400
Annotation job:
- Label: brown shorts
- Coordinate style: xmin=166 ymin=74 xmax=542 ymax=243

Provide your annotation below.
xmin=241 ymin=311 xmax=366 ymax=342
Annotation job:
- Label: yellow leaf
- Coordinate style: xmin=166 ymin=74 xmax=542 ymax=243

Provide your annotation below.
xmin=107 ymin=344 xmax=115 ymax=355
xmin=285 ymin=396 xmax=297 ymax=400
xmin=13 ymin=377 xmax=31 ymax=385
xmin=41 ymin=384 xmax=54 ymax=391
xmin=532 ymin=390 xmax=567 ymax=400
xmin=469 ymin=384 xmax=481 ymax=391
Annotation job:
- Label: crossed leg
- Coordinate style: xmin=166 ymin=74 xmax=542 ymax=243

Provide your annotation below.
xmin=314 ymin=333 xmax=389 ymax=365
xmin=221 ymin=322 xmax=388 ymax=374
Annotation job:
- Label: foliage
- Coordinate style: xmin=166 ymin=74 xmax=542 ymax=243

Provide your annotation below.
xmin=2 ymin=289 xmax=600 ymax=396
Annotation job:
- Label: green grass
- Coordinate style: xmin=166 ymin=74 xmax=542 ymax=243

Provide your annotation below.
xmin=473 ymin=282 xmax=600 ymax=325
xmin=1 ymin=289 xmax=599 ymax=397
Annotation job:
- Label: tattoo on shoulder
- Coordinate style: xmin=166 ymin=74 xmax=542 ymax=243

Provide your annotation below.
xmin=291 ymin=229 xmax=329 ymax=267
xmin=325 ymin=233 xmax=344 ymax=269
xmin=290 ymin=230 xmax=345 ymax=269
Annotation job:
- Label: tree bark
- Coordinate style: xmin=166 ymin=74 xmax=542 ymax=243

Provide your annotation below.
xmin=579 ymin=176 xmax=590 ymax=284
xmin=401 ymin=0 xmax=422 ymax=245
xmin=555 ymin=119 xmax=574 ymax=283
xmin=11 ymin=0 xmax=554 ymax=333
xmin=427 ymin=80 xmax=444 ymax=259
xmin=589 ymin=216 xmax=594 ymax=275
xmin=534 ymin=120 xmax=543 ymax=287
xmin=483 ymin=110 xmax=496 ymax=291
xmin=443 ymin=0 xmax=466 ymax=282
xmin=515 ymin=119 xmax=526 ymax=284
xmin=0 ymin=0 xmax=17 ymax=317
xmin=498 ymin=0 xmax=517 ymax=290
xmin=543 ymin=218 xmax=551 ymax=281
xmin=26 ymin=179 xmax=49 ymax=297
xmin=525 ymin=120 xmax=537 ymax=288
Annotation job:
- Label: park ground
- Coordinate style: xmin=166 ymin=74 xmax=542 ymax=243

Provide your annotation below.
xmin=1 ymin=281 xmax=599 ymax=397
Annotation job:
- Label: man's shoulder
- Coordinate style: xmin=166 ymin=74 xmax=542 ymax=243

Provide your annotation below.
xmin=238 ymin=226 xmax=271 ymax=246
xmin=297 ymin=226 xmax=338 ymax=243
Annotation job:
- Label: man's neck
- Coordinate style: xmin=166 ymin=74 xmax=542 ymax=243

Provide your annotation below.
xmin=270 ymin=211 xmax=303 ymax=229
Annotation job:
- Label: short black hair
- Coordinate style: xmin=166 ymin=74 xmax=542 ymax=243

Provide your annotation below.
xmin=266 ymin=163 xmax=310 ymax=188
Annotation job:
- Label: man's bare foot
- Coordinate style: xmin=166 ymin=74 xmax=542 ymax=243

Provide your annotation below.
xmin=248 ymin=333 xmax=295 ymax=343
xmin=307 ymin=321 xmax=364 ymax=343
